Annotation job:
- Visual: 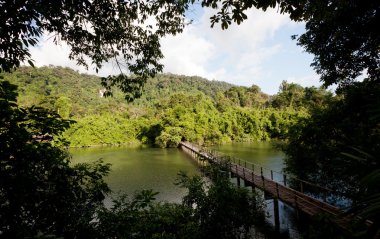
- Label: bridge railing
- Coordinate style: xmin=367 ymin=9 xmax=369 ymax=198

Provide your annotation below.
xmin=181 ymin=141 xmax=348 ymax=204
xmin=181 ymin=142 xmax=355 ymax=228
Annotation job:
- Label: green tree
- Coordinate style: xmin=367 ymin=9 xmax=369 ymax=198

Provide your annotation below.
xmin=222 ymin=85 xmax=269 ymax=108
xmin=202 ymin=0 xmax=379 ymax=88
xmin=95 ymin=190 xmax=199 ymax=239
xmin=0 ymin=0 xmax=189 ymax=100
xmin=94 ymin=168 xmax=266 ymax=239
xmin=303 ymin=86 xmax=334 ymax=109
xmin=272 ymin=81 xmax=305 ymax=108
xmin=284 ymin=81 xmax=380 ymax=198
xmin=55 ymin=96 xmax=72 ymax=118
xmin=155 ymin=127 xmax=183 ymax=148
xmin=175 ymin=167 xmax=266 ymax=239
xmin=63 ymin=113 xmax=140 ymax=146
xmin=0 ymin=81 xmax=110 ymax=237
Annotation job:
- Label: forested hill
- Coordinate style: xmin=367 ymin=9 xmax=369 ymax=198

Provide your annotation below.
xmin=2 ymin=66 xmax=235 ymax=116
xmin=140 ymin=74 xmax=235 ymax=102
xmin=2 ymin=65 xmax=332 ymax=147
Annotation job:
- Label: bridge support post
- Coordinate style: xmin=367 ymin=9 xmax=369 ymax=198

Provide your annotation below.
xmin=250 ymin=171 xmax=255 ymax=191
xmin=273 ymin=198 xmax=280 ymax=233
xmin=180 ymin=142 xmax=345 ymax=232
xmin=243 ymin=179 xmax=252 ymax=187
xmin=264 ymin=191 xmax=273 ymax=200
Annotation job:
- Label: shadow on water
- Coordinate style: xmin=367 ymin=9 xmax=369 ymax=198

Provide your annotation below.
xmin=71 ymin=142 xmax=340 ymax=238
xmin=70 ymin=144 xmax=199 ymax=205
xmin=209 ymin=141 xmax=304 ymax=238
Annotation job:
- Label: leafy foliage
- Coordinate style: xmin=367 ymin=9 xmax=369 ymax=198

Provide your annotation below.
xmin=0 ymin=77 xmax=271 ymax=238
xmin=350 ymin=167 xmax=380 ymax=238
xmin=95 ymin=168 xmax=266 ymax=239
xmin=1 ymin=66 xmax=234 ymax=117
xmin=0 ymin=0 xmax=192 ymax=99
xmin=220 ymin=85 xmax=269 ymax=108
xmin=2 ymin=66 xmax=328 ymax=147
xmin=175 ymin=170 xmax=266 ymax=239
xmin=0 ymin=81 xmax=111 ymax=237
xmin=296 ymin=0 xmax=380 ymax=88
xmin=284 ymin=80 xmax=380 ymax=198
xmin=202 ymin=0 xmax=380 ymax=89
xmin=63 ymin=114 xmax=140 ymax=146
xmin=95 ymin=190 xmax=199 ymax=239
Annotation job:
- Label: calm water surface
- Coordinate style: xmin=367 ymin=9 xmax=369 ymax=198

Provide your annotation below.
xmin=70 ymin=142 xmax=286 ymax=201
xmin=71 ymin=142 xmax=299 ymax=237
xmin=70 ymin=144 xmax=199 ymax=203
xmin=209 ymin=141 xmax=285 ymax=171
xmin=210 ymin=142 xmax=300 ymax=237
xmin=70 ymin=142 xmax=286 ymax=200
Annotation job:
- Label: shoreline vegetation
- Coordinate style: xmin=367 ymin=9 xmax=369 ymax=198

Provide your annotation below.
xmin=1 ymin=1 xmax=379 ymax=237
xmin=66 ymin=138 xmax=285 ymax=149
xmin=2 ymin=66 xmax=331 ymax=148
xmin=2 ymin=65 xmax=378 ymax=238
xmin=67 ymin=142 xmax=142 ymax=149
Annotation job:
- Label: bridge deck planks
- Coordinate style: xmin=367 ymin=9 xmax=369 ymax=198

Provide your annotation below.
xmin=179 ymin=141 xmax=351 ymax=228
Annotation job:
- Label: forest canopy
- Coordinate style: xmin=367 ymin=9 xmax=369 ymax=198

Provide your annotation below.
xmin=1 ymin=66 xmax=329 ymax=147
xmin=2 ymin=0 xmax=378 ymax=96
xmin=1 ymin=0 xmax=380 ymax=237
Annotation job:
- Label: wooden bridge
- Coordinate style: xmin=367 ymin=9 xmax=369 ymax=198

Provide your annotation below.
xmin=179 ymin=141 xmax=352 ymax=231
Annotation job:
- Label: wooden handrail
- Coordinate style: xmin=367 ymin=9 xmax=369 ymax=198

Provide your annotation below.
xmin=180 ymin=141 xmax=347 ymax=198
xmin=179 ymin=141 xmax=349 ymax=221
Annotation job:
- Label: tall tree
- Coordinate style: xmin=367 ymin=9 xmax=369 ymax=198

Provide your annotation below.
xmin=271 ymin=81 xmax=305 ymax=108
xmin=4 ymin=1 xmax=378 ymax=93
xmin=0 ymin=0 xmax=189 ymax=100
xmin=202 ymin=0 xmax=379 ymax=88
xmin=0 ymin=81 xmax=111 ymax=237
xmin=200 ymin=1 xmax=379 ymax=232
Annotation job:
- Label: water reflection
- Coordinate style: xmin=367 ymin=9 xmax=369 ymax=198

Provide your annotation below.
xmin=209 ymin=142 xmax=301 ymax=238
xmin=71 ymin=142 xmax=302 ymax=238
xmin=70 ymin=145 xmax=199 ymax=203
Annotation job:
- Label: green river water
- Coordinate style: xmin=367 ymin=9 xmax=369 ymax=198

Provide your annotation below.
xmin=70 ymin=141 xmax=285 ymax=202
xmin=70 ymin=144 xmax=198 ymax=203
xmin=71 ymin=142 xmax=299 ymax=237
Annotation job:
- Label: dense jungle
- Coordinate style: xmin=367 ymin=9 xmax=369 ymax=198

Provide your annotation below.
xmin=1 ymin=0 xmax=379 ymax=238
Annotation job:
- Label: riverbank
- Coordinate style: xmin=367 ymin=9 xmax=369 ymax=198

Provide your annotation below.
xmin=67 ymin=141 xmax=142 ymax=148
xmin=70 ymin=141 xmax=297 ymax=238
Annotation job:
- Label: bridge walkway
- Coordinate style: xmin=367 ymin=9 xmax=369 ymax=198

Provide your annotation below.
xmin=179 ymin=141 xmax=351 ymax=228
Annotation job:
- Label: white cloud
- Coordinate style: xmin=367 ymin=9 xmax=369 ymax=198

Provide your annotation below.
xmin=197 ymin=8 xmax=294 ymax=48
xmin=29 ymin=7 xmax=320 ymax=95
xmin=160 ymin=7 xmax=305 ymax=91
xmin=285 ymin=74 xmax=321 ymax=87
xmin=29 ymin=34 xmax=121 ymax=76
xmin=160 ymin=25 xmax=215 ymax=77
xmin=29 ymin=36 xmax=75 ymax=68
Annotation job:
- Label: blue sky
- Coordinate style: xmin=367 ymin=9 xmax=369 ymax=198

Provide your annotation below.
xmin=30 ymin=6 xmax=322 ymax=95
